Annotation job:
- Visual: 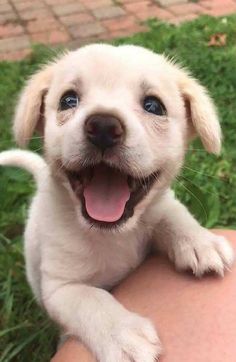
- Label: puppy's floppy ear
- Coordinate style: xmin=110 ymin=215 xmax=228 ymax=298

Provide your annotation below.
xmin=13 ymin=64 xmax=54 ymax=147
xmin=178 ymin=71 xmax=221 ymax=154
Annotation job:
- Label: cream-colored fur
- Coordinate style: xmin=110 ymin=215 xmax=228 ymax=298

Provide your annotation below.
xmin=0 ymin=44 xmax=234 ymax=362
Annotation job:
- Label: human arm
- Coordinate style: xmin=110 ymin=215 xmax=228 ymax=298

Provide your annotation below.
xmin=52 ymin=230 xmax=236 ymax=362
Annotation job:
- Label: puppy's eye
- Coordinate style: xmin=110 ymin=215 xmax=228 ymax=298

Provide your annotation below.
xmin=59 ymin=91 xmax=79 ymax=111
xmin=143 ymin=96 xmax=166 ymax=116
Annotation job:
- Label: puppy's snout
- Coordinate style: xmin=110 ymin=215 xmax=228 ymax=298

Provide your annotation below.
xmin=85 ymin=114 xmax=124 ymax=151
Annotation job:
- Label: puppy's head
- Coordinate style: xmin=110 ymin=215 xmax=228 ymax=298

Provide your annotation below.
xmin=13 ymin=44 xmax=221 ymax=231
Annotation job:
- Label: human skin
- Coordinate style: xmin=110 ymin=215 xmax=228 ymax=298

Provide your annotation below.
xmin=52 ymin=230 xmax=236 ymax=362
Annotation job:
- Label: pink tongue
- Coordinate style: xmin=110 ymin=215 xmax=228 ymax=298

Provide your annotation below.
xmin=83 ymin=165 xmax=130 ymax=222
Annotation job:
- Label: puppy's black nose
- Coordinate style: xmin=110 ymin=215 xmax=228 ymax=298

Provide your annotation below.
xmin=85 ymin=114 xmax=124 ymax=151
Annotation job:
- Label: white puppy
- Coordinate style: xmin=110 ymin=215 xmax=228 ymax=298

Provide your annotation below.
xmin=0 ymin=44 xmax=234 ymax=361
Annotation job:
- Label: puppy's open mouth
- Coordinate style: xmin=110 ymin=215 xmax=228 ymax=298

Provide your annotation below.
xmin=66 ymin=163 xmax=159 ymax=228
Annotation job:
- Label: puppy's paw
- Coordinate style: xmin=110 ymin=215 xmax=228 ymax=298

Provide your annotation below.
xmin=98 ymin=313 xmax=161 ymax=362
xmin=170 ymin=232 xmax=234 ymax=277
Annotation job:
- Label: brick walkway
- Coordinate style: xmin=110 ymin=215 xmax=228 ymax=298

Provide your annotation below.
xmin=0 ymin=0 xmax=236 ymax=61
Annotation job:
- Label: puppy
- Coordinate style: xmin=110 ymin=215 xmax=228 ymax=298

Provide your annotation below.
xmin=0 ymin=44 xmax=234 ymax=361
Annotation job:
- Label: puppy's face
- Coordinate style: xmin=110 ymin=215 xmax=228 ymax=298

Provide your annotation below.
xmin=14 ymin=44 xmax=221 ymax=231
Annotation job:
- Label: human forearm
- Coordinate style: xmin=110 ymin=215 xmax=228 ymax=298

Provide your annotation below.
xmin=52 ymin=230 xmax=236 ymax=362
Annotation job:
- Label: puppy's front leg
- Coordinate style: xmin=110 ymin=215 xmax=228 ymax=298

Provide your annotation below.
xmin=42 ymin=280 xmax=161 ymax=362
xmin=153 ymin=192 xmax=234 ymax=276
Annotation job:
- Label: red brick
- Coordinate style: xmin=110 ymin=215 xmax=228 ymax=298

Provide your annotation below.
xmin=93 ymin=5 xmax=125 ymax=19
xmin=124 ymin=0 xmax=173 ymax=20
xmin=44 ymin=0 xmax=75 ymax=4
xmin=52 ymin=3 xmax=85 ymax=16
xmin=69 ymin=22 xmax=106 ymax=38
xmin=118 ymin=0 xmax=147 ymax=3
xmin=0 ymin=35 xmax=30 ymax=53
xmin=131 ymin=4 xmax=173 ymax=21
xmin=0 ymin=11 xmax=17 ymax=23
xmin=18 ymin=9 xmax=52 ymax=20
xmin=199 ymin=0 xmax=235 ymax=8
xmin=47 ymin=29 xmax=70 ymax=43
xmin=26 ymin=17 xmax=60 ymax=34
xmin=202 ymin=4 xmax=236 ymax=16
xmin=60 ymin=12 xmax=93 ymax=26
xmin=11 ymin=0 xmax=31 ymax=3
xmin=199 ymin=0 xmax=236 ymax=14
xmin=123 ymin=0 xmax=151 ymax=13
xmin=168 ymin=3 xmax=203 ymax=16
xmin=0 ymin=48 xmax=31 ymax=61
xmin=31 ymin=29 xmax=70 ymax=44
xmin=107 ymin=23 xmax=147 ymax=39
xmin=123 ymin=0 xmax=146 ymax=13
xmin=68 ymin=34 xmax=115 ymax=50
xmin=157 ymin=0 xmax=188 ymax=5
xmin=13 ymin=1 xmax=45 ymax=11
xmin=169 ymin=13 xmax=198 ymax=25
xmin=68 ymin=38 xmax=98 ymax=49
xmin=0 ymin=2 xmax=12 ymax=13
xmin=80 ymin=0 xmax=113 ymax=10
xmin=14 ymin=0 xmax=45 ymax=11
xmin=102 ymin=15 xmax=138 ymax=31
xmin=0 ymin=23 xmax=24 ymax=38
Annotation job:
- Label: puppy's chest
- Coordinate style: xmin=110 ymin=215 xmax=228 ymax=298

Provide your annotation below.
xmin=85 ymin=237 xmax=149 ymax=288
xmin=42 ymin=222 xmax=151 ymax=289
xmin=87 ymin=233 xmax=150 ymax=288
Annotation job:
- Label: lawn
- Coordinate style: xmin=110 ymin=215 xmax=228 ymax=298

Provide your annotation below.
xmin=0 ymin=14 xmax=236 ymax=361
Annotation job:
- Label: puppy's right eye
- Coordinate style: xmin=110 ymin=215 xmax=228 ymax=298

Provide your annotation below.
xmin=59 ymin=91 xmax=79 ymax=111
xmin=143 ymin=96 xmax=166 ymax=116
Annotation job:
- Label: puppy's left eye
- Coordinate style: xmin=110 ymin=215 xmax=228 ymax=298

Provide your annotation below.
xmin=143 ymin=96 xmax=166 ymax=116
xmin=59 ymin=91 xmax=79 ymax=111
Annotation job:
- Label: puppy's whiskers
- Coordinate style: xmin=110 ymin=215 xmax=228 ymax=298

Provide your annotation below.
xmin=162 ymin=166 xmax=209 ymax=224
xmin=26 ymin=135 xmax=44 ymax=141
xmin=180 ymin=173 xmax=225 ymax=199
xmin=182 ymin=165 xmax=225 ymax=182
xmin=129 ymin=161 xmax=149 ymax=193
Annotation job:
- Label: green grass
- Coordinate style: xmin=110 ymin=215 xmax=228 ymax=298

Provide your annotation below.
xmin=1 ymin=14 xmax=236 ymax=361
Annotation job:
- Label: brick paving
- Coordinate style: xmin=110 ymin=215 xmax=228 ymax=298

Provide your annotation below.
xmin=0 ymin=0 xmax=236 ymax=61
